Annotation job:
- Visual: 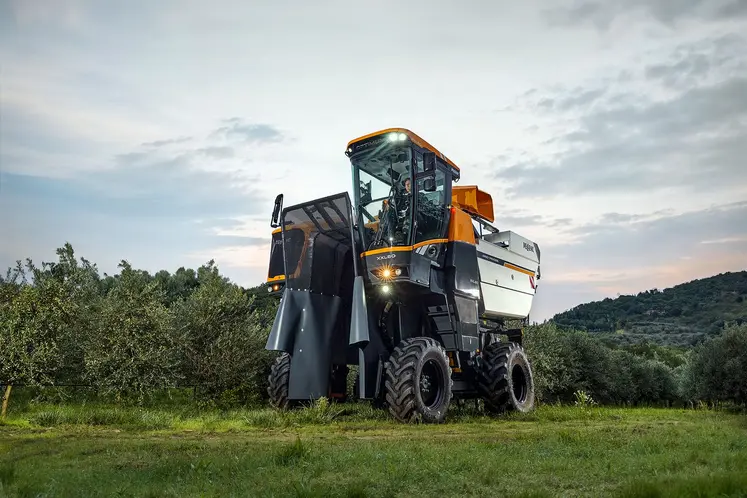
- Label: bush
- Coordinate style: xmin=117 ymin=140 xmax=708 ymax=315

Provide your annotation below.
xmin=523 ymin=322 xmax=573 ymax=402
xmin=1 ymin=242 xmax=742 ymax=410
xmin=524 ymin=324 xmax=681 ymax=406
xmin=83 ymin=261 xmax=182 ymax=404
xmin=688 ymin=322 xmax=747 ymax=404
xmin=174 ymin=261 xmax=277 ymax=406
xmin=0 ymin=244 xmax=101 ymax=386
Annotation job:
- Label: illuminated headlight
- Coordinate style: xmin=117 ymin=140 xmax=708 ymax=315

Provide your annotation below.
xmin=381 ymin=284 xmax=391 ymax=294
xmin=388 ymin=133 xmax=399 ymax=142
xmin=376 ymin=266 xmax=403 ymax=280
xmin=398 ymin=133 xmax=406 ymax=141
xmin=267 ymin=286 xmax=273 ymax=292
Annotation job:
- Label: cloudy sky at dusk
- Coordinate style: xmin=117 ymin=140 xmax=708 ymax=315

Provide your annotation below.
xmin=1 ymin=0 xmax=746 ymax=322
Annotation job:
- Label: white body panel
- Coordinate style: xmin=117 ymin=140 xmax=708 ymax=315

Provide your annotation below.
xmin=476 ymin=231 xmax=539 ymax=320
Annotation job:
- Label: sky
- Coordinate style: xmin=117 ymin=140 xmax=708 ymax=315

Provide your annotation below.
xmin=1 ymin=0 xmax=746 ymax=322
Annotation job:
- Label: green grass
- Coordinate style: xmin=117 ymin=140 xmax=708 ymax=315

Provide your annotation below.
xmin=1 ymin=401 xmax=746 ymax=497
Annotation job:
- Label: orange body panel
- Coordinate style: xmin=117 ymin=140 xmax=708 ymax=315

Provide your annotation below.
xmin=362 ymin=245 xmax=414 ymax=257
xmin=451 ymin=186 xmax=494 ymax=223
xmin=359 ymin=238 xmax=450 ymax=258
xmin=448 ymin=207 xmax=476 ymax=245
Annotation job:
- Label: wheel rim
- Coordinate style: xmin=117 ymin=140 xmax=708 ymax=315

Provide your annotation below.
xmin=511 ymin=364 xmax=528 ymax=403
xmin=420 ymin=359 xmax=445 ymax=408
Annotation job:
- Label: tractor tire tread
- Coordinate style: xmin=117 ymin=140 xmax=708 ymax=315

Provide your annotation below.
xmin=477 ymin=341 xmax=535 ymax=414
xmin=267 ymin=353 xmax=291 ymax=410
xmin=384 ymin=337 xmax=452 ymax=423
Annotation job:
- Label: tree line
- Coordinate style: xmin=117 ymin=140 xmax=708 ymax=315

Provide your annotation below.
xmin=524 ymin=321 xmax=746 ymax=407
xmin=1 ymin=244 xmax=745 ymax=408
xmin=552 ymin=271 xmax=747 ymax=347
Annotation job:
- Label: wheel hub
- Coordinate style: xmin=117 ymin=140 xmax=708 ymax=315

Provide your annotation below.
xmin=419 ymin=359 xmax=443 ymax=408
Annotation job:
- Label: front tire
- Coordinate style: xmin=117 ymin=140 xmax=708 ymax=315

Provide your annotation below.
xmin=384 ymin=337 xmax=453 ymax=423
xmin=267 ymin=353 xmax=291 ymax=410
xmin=478 ymin=342 xmax=535 ymax=414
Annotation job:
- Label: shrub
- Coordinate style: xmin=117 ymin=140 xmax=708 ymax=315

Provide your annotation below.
xmin=523 ymin=322 xmax=574 ymax=403
xmin=174 ymin=261 xmax=277 ymax=406
xmin=524 ymin=324 xmax=681 ymax=406
xmin=0 ymin=244 xmax=101 ymax=387
xmin=83 ymin=261 xmax=182 ymax=404
xmin=688 ymin=322 xmax=747 ymax=404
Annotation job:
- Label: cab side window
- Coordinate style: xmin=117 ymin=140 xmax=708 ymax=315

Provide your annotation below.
xmin=414 ymin=168 xmax=448 ymax=244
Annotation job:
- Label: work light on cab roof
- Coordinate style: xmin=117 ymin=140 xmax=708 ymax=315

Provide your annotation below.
xmin=263 ymin=127 xmax=543 ymax=424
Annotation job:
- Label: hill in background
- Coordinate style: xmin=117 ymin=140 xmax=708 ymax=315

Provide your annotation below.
xmin=551 ymin=271 xmax=747 ymax=347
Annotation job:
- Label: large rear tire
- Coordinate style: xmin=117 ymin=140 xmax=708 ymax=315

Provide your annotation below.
xmin=384 ymin=337 xmax=453 ymax=423
xmin=477 ymin=342 xmax=535 ymax=414
xmin=267 ymin=353 xmax=291 ymax=410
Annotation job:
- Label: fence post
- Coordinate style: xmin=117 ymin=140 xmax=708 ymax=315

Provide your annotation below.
xmin=1 ymin=385 xmax=11 ymax=419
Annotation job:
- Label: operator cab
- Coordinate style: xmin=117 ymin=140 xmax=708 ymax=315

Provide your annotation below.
xmin=345 ymin=129 xmax=460 ymax=253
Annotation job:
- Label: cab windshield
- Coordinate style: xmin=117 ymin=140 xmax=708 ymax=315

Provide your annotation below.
xmin=351 ymin=144 xmax=413 ymax=250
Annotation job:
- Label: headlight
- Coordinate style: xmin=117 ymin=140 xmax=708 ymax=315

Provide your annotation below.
xmin=376 ymin=265 xmax=401 ymax=280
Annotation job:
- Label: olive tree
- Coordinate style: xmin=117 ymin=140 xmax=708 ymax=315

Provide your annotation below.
xmin=174 ymin=261 xmax=277 ymax=406
xmin=0 ymin=245 xmax=101 ymax=387
xmin=84 ymin=261 xmax=182 ymax=403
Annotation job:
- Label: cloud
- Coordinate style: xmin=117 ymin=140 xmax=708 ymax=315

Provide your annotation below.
xmin=700 ymin=235 xmax=747 ymax=245
xmin=212 ymin=118 xmax=286 ymax=145
xmin=535 ymin=87 xmax=607 ymax=112
xmin=4 ymin=0 xmax=89 ymax=31
xmin=186 ymin=244 xmax=272 ymax=271
xmin=93 ymin=142 xmax=265 ymax=217
xmin=643 ymin=35 xmax=747 ymax=89
xmin=142 ymin=136 xmax=192 ymax=147
xmin=544 ymin=0 xmax=747 ymax=30
xmin=196 ymin=146 xmax=235 ymax=159
xmin=551 ymin=201 xmax=747 ymax=277
xmin=529 ymin=201 xmax=747 ymax=318
xmin=493 ymin=211 xmax=546 ymax=227
xmin=3 ymin=0 xmax=746 ymax=320
xmin=491 ymin=35 xmax=747 ymax=200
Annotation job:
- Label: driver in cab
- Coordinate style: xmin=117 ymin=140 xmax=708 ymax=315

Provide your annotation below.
xmin=397 ymin=176 xmax=412 ymax=217
xmin=391 ymin=176 xmax=412 ymax=244
xmin=377 ymin=175 xmax=413 ymax=246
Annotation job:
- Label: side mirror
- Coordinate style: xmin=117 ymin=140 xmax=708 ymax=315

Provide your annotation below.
xmin=270 ymin=193 xmax=283 ymax=228
xmin=423 ymin=151 xmax=436 ymax=172
xmin=423 ymin=177 xmax=436 ymax=192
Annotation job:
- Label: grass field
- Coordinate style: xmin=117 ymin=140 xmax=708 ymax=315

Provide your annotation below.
xmin=1 ymin=399 xmax=746 ymax=497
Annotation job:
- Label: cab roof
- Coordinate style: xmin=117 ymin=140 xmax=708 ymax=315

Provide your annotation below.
xmin=346 ymin=127 xmax=461 ymax=174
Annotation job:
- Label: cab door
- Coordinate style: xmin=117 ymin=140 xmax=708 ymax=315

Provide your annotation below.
xmin=413 ymin=152 xmax=451 ymax=245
